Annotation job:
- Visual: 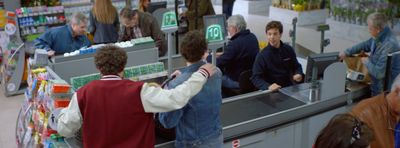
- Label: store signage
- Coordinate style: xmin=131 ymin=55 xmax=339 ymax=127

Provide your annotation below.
xmin=206 ymin=24 xmax=223 ymax=43
xmin=161 ymin=11 xmax=177 ymax=29
xmin=232 ymin=139 xmax=240 ymax=148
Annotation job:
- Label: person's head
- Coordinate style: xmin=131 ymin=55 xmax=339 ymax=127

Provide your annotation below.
xmin=265 ymin=21 xmax=283 ymax=48
xmin=94 ymin=45 xmax=127 ymax=76
xmin=367 ymin=12 xmax=387 ymax=38
xmin=315 ymin=114 xmax=374 ymax=148
xmin=70 ymin=12 xmax=88 ymax=36
xmin=92 ymin=0 xmax=117 ymax=24
xmin=120 ymin=7 xmax=139 ymax=28
xmin=387 ymin=74 xmax=400 ymax=115
xmin=227 ymin=14 xmax=247 ymax=37
xmin=139 ymin=0 xmax=151 ymax=12
xmin=180 ymin=30 xmax=208 ymax=63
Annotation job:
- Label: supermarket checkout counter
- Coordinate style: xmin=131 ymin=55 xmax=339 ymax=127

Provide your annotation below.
xmin=155 ymin=81 xmax=369 ymax=148
xmin=49 ymin=42 xmax=159 ymax=81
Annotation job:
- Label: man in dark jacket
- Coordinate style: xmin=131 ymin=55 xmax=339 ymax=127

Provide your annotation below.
xmin=223 ymin=0 xmax=235 ymax=18
xmin=207 ymin=14 xmax=259 ymax=89
xmin=119 ymin=8 xmax=166 ymax=56
xmin=251 ymin=21 xmax=303 ymax=91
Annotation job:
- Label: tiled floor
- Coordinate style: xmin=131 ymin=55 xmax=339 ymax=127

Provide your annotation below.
xmin=0 ymin=88 xmax=23 ymax=148
xmin=0 ymin=4 xmax=371 ymax=148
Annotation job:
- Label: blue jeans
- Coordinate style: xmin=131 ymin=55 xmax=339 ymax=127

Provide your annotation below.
xmin=223 ymin=2 xmax=234 ymax=19
xmin=222 ymin=75 xmax=239 ymax=89
xmin=175 ymin=133 xmax=223 ymax=148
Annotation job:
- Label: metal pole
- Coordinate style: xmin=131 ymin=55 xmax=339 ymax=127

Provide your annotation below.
xmin=212 ymin=48 xmax=216 ymax=65
xmin=167 ymin=33 xmax=173 ymax=75
xmin=320 ymin=31 xmax=325 ymax=53
xmin=291 ymin=17 xmax=297 ymax=51
xmin=175 ymin=0 xmax=179 ymax=54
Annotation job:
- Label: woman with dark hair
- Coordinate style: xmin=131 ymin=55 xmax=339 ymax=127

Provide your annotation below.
xmin=315 ymin=114 xmax=374 ymax=148
xmin=89 ymin=0 xmax=119 ymax=44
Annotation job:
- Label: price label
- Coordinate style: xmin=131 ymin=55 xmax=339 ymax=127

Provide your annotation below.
xmin=206 ymin=24 xmax=223 ymax=43
xmin=161 ymin=11 xmax=177 ymax=29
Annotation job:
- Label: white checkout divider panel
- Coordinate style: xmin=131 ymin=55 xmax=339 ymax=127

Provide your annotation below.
xmin=70 ymin=62 xmax=167 ymax=90
xmin=49 ymin=42 xmax=159 ymax=83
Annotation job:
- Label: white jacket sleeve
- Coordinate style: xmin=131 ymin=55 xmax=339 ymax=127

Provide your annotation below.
xmin=140 ymin=71 xmax=207 ymax=112
xmin=57 ymin=93 xmax=83 ymax=138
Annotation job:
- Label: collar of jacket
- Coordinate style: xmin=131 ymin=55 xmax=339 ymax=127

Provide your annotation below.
xmin=230 ymin=29 xmax=250 ymax=40
xmin=183 ymin=60 xmax=206 ymax=72
xmin=266 ymin=40 xmax=285 ymax=53
xmin=375 ymin=26 xmax=391 ymax=43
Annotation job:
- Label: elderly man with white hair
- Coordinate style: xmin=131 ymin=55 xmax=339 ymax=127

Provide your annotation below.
xmin=207 ymin=14 xmax=259 ymax=94
xmin=35 ymin=12 xmax=91 ymax=56
xmin=339 ymin=12 xmax=400 ymax=96
xmin=350 ymin=74 xmax=400 ymax=148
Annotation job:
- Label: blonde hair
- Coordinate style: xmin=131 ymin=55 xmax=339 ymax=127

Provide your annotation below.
xmin=138 ymin=0 xmax=149 ymax=12
xmin=92 ymin=0 xmax=117 ymax=24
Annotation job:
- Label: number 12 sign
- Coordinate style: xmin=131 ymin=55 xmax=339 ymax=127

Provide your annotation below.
xmin=206 ymin=24 xmax=223 ymax=43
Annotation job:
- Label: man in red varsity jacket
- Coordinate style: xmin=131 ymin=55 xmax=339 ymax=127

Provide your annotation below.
xmin=57 ymin=45 xmax=216 ymax=147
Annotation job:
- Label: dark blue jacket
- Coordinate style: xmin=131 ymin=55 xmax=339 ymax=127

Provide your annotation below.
xmin=207 ymin=29 xmax=259 ymax=81
xmin=34 ymin=25 xmax=91 ymax=55
xmin=251 ymin=41 xmax=303 ymax=90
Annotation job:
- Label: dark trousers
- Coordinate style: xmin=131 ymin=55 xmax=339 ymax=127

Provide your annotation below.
xmin=223 ymin=1 xmax=234 ymax=19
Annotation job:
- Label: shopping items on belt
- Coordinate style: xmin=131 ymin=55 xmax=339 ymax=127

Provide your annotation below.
xmin=343 ymin=54 xmax=371 ymax=83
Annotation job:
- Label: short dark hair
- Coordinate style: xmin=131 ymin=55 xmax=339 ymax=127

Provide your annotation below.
xmin=94 ymin=45 xmax=127 ymax=75
xmin=120 ymin=7 xmax=138 ymax=19
xmin=180 ymin=30 xmax=207 ymax=63
xmin=315 ymin=114 xmax=374 ymax=148
xmin=265 ymin=21 xmax=283 ymax=34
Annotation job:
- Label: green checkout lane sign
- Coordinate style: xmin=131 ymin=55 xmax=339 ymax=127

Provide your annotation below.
xmin=206 ymin=24 xmax=223 ymax=43
xmin=161 ymin=11 xmax=177 ymax=29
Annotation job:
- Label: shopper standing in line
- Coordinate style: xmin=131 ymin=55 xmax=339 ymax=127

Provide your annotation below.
xmin=138 ymin=0 xmax=150 ymax=12
xmin=158 ymin=30 xmax=223 ymax=148
xmin=339 ymin=12 xmax=400 ymax=96
xmin=314 ymin=113 xmax=374 ymax=148
xmin=89 ymin=0 xmax=119 ymax=44
xmin=34 ymin=12 xmax=91 ymax=56
xmin=349 ymin=74 xmax=400 ymax=148
xmin=223 ymin=0 xmax=235 ymax=19
xmin=206 ymin=14 xmax=258 ymax=94
xmin=182 ymin=0 xmax=215 ymax=31
xmin=57 ymin=45 xmax=217 ymax=147
xmin=118 ymin=8 xmax=166 ymax=56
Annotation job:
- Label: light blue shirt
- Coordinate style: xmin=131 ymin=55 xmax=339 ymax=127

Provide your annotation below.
xmin=345 ymin=27 xmax=400 ymax=95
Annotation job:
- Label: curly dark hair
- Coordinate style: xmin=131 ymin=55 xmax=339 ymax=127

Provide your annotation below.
xmin=180 ymin=30 xmax=207 ymax=63
xmin=94 ymin=45 xmax=127 ymax=75
xmin=265 ymin=21 xmax=283 ymax=34
xmin=315 ymin=113 xmax=374 ymax=148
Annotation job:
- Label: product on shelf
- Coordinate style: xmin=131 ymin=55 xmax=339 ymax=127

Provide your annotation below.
xmin=16 ymin=67 xmax=72 ymax=147
xmin=16 ymin=6 xmax=66 ymax=41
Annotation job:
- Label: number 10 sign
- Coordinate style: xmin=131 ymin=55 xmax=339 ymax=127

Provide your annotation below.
xmin=206 ymin=24 xmax=223 ymax=43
